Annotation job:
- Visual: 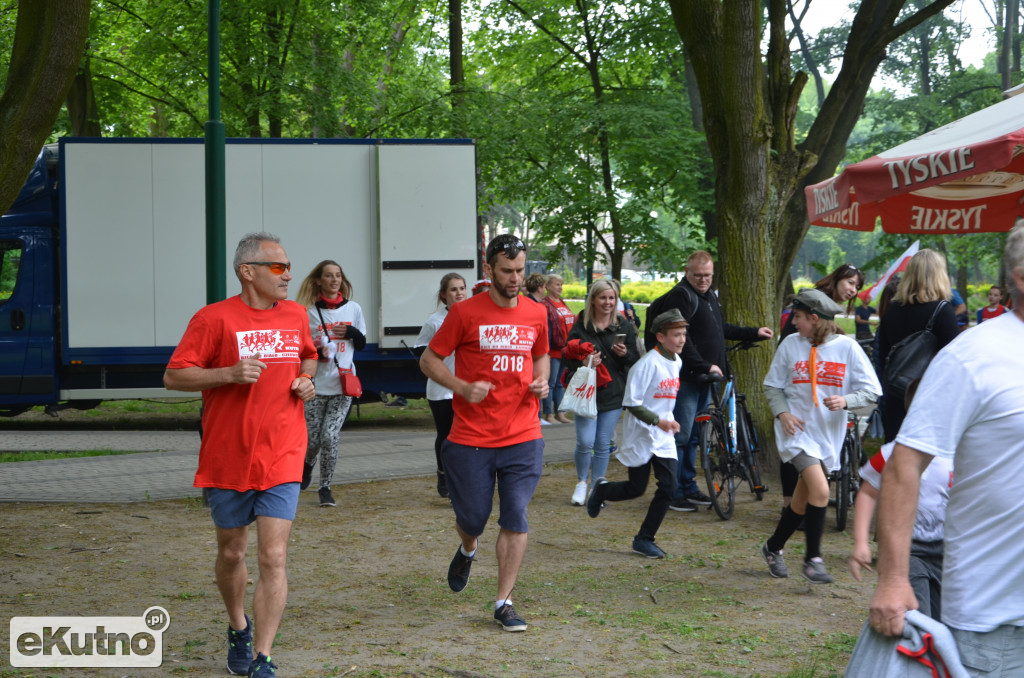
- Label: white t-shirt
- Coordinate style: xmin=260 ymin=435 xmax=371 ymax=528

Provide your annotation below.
xmin=616 ymin=348 xmax=681 ymax=467
xmin=308 ymin=301 xmax=366 ymax=396
xmin=415 ymin=308 xmax=456 ymax=401
xmin=896 ymin=311 xmax=1024 ymax=632
xmin=764 ymin=333 xmax=881 ymax=470
xmin=859 ymin=441 xmax=952 ymax=543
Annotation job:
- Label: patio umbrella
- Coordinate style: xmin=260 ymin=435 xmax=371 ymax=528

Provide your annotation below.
xmin=805 ymin=89 xmax=1024 ymax=233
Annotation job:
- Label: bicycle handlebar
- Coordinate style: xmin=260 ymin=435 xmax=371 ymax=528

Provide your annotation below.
xmin=696 ymin=372 xmax=725 ymax=384
xmin=726 ymin=340 xmax=762 ymax=353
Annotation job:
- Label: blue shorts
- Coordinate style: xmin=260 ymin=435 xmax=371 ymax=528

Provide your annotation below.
xmin=206 ymin=483 xmax=300 ymax=529
xmin=442 ymin=438 xmax=544 ymax=536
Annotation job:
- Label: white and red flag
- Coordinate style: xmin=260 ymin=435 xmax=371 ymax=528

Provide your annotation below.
xmin=861 ymin=241 xmax=919 ymax=303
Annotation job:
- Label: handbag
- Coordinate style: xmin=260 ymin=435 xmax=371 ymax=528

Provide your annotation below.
xmin=316 ymin=304 xmax=362 ymax=399
xmin=883 ymin=300 xmax=948 ymax=398
xmin=559 ymin=355 xmax=598 ymax=419
xmin=339 ymin=368 xmax=362 ymax=398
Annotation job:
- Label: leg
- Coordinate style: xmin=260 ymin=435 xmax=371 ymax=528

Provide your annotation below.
xmin=251 ymin=516 xmax=293 ymax=656
xmin=548 ymin=357 xmax=563 ymax=413
xmin=495 ymin=528 xmax=528 ymax=601
xmin=636 ymin=456 xmax=678 ymax=541
xmin=795 ymin=464 xmax=829 ymax=561
xmin=779 ymin=462 xmax=799 ymax=507
xmin=304 ymin=396 xmax=328 ymax=466
xmin=589 ymin=408 xmax=622 ymax=483
xmin=494 ymin=439 xmax=544 ymax=601
xmin=673 ymin=381 xmax=708 ymax=500
xmin=427 ymin=398 xmax=454 ymax=473
xmin=573 ymin=415 xmax=597 ymax=482
xmin=215 ymin=525 xmax=250 ymax=631
xmin=318 ymin=395 xmax=352 ymax=489
xmin=602 ymin=463 xmax=652 ymax=503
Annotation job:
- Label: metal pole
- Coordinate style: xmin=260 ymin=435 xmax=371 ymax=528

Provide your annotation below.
xmin=205 ymin=0 xmax=226 ymax=304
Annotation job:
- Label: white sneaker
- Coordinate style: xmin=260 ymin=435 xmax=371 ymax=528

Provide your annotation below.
xmin=571 ymin=481 xmax=588 ymax=506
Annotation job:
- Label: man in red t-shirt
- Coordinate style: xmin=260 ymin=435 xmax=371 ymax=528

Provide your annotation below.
xmin=420 ymin=233 xmax=550 ymax=632
xmin=164 ymin=233 xmax=317 ymax=676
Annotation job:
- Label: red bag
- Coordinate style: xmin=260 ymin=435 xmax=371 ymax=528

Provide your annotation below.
xmin=339 ymin=368 xmax=362 ymax=398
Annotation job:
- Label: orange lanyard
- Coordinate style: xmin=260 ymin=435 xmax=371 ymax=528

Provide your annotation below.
xmin=809 ymin=344 xmax=819 ymax=407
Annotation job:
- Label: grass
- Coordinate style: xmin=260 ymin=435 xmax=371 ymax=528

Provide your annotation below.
xmin=0 ymin=449 xmax=136 ymax=463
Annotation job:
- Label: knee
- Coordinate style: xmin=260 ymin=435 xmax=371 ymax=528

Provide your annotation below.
xmin=218 ymin=542 xmax=247 ymax=568
xmin=257 ymin=542 xmax=289 ymax=574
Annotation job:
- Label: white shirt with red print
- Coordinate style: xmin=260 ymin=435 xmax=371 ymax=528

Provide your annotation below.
xmin=860 ymin=441 xmax=951 ymax=543
xmin=616 ymin=348 xmax=681 ymax=466
xmin=764 ymin=333 xmax=881 ymax=471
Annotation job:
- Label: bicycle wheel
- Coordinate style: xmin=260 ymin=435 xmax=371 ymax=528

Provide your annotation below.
xmin=699 ymin=414 xmax=735 ymax=520
xmin=835 ymin=434 xmax=854 ymax=532
xmin=736 ymin=405 xmax=765 ymax=500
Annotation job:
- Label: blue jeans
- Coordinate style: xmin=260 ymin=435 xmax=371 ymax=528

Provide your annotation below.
xmin=574 ymin=408 xmax=621 ymax=483
xmin=673 ymin=381 xmax=711 ymax=499
xmin=544 ymin=357 xmax=564 ymax=415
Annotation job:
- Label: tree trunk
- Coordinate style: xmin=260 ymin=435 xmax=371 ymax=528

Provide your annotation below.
xmin=0 ymin=0 xmax=91 ymax=214
xmin=66 ymin=56 xmax=102 ymax=137
xmin=449 ymin=0 xmax=465 ymax=137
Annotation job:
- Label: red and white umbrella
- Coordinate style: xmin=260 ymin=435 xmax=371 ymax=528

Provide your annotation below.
xmin=805 ymin=90 xmax=1024 ymax=233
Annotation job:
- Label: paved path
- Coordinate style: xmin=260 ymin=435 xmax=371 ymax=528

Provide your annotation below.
xmin=0 ymin=423 xmax=581 ymax=503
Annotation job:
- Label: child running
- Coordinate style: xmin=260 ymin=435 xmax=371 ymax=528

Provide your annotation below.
xmin=760 ymin=289 xmax=881 ymax=583
xmin=586 ymin=309 xmax=686 ymax=559
xmin=849 ymin=379 xmax=952 ymax=619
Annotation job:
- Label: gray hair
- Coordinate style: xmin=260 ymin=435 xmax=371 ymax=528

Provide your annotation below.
xmin=1007 ymin=221 xmax=1024 ymax=276
xmin=1007 ymin=222 xmax=1024 ymax=304
xmin=233 ymin=232 xmax=281 ymax=280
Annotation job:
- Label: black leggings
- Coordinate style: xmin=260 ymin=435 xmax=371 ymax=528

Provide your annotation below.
xmin=428 ymin=399 xmax=455 ymax=473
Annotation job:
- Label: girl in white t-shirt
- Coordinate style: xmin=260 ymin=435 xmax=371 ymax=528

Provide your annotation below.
xmin=413 ymin=273 xmax=467 ymax=499
xmin=760 ymin=289 xmax=881 ymax=583
xmin=296 ymin=260 xmax=367 ymax=508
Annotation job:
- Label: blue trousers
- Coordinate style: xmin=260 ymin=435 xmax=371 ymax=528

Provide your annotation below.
xmin=673 ymin=380 xmax=711 ymax=499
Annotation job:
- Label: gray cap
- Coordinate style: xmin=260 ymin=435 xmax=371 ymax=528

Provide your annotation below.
xmin=651 ymin=308 xmax=688 ymax=334
xmin=791 ymin=288 xmax=844 ymax=320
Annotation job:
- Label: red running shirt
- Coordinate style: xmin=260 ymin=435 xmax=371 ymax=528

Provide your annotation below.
xmin=429 ymin=292 xmax=549 ymax=448
xmin=167 ymin=296 xmax=318 ymax=491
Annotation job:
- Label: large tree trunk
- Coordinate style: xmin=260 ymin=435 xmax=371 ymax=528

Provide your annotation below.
xmin=0 ymin=1 xmax=91 ymax=214
xmin=668 ymin=0 xmax=957 ymax=468
xmin=66 ymin=56 xmax=102 ymax=137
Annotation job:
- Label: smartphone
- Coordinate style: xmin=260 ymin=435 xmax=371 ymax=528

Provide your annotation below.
xmin=614 ymin=333 xmax=626 ymax=345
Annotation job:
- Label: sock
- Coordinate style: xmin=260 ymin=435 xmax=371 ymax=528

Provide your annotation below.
xmin=767 ymin=505 xmax=804 ymax=553
xmin=496 ymin=598 xmax=511 ymax=609
xmin=803 ymin=504 xmax=827 ymax=560
xmin=460 ymin=545 xmax=476 ymax=558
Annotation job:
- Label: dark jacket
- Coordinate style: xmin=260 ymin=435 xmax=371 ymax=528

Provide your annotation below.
xmin=564 ymin=315 xmax=640 ymax=411
xmin=644 ymin=279 xmax=760 ymax=383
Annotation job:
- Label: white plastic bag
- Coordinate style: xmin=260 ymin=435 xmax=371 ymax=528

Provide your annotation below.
xmin=559 ymin=356 xmax=598 ymax=420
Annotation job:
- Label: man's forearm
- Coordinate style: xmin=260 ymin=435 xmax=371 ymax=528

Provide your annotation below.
xmin=419 ymin=348 xmax=466 ymax=395
xmin=532 ymin=354 xmax=550 ymax=384
xmin=164 ymin=366 xmax=236 ymax=392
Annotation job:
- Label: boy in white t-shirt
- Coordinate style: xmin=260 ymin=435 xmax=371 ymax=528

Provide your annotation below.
xmin=849 ymin=380 xmax=952 ymax=619
xmin=586 ymin=309 xmax=686 ymax=559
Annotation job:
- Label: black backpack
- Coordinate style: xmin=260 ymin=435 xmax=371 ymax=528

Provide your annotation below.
xmin=883 ymin=300 xmax=949 ymax=398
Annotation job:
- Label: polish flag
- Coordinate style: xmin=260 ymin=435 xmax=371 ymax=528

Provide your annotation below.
xmin=861 ymin=241 xmax=920 ymax=303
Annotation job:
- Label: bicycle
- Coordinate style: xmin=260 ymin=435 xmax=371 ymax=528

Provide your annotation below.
xmin=828 ymin=412 xmax=866 ymax=531
xmin=696 ymin=341 xmax=768 ymax=520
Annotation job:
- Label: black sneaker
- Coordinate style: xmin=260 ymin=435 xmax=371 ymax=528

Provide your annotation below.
xmin=668 ymin=498 xmax=697 ymax=512
xmin=686 ymin=490 xmax=713 ymax=506
xmin=318 ymin=487 xmax=336 ymax=507
xmin=300 ymin=462 xmax=315 ymax=491
xmin=247 ymin=652 xmax=278 ymax=677
xmin=436 ymin=471 xmax=449 ymax=498
xmin=226 ymin=615 xmax=252 ymax=675
xmin=587 ymin=478 xmax=609 ymax=518
xmin=631 ymin=537 xmax=667 ymax=559
xmin=447 ymin=547 xmax=474 ymax=592
xmin=494 ymin=603 xmax=527 ymax=632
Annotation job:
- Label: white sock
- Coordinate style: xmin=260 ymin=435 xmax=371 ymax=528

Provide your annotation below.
xmin=496 ymin=598 xmax=511 ymax=609
xmin=460 ymin=545 xmax=476 ymax=558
